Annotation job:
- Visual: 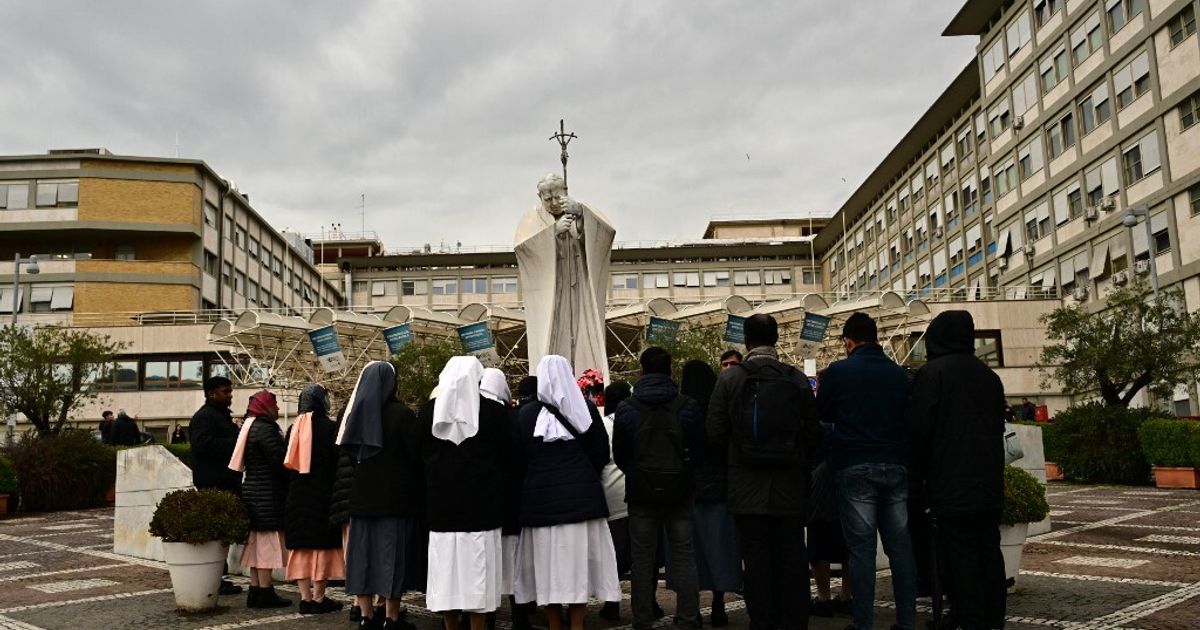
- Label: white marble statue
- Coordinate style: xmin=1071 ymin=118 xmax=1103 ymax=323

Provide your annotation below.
xmin=514 ymin=173 xmax=615 ymax=379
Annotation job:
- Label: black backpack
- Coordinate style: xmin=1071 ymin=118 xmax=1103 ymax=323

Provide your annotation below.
xmin=626 ymin=396 xmax=692 ymax=505
xmin=733 ymin=360 xmax=809 ymax=468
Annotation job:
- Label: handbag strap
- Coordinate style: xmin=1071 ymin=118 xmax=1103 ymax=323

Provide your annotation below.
xmin=543 ymin=403 xmax=584 ymax=439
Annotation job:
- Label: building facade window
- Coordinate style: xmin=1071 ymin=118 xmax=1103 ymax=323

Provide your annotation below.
xmin=983 ymin=38 xmax=1006 ymax=82
xmin=234 ymin=271 xmax=246 ymax=294
xmin=491 ymin=277 xmax=518 ymax=294
xmin=1071 ymin=11 xmax=1104 ymax=64
xmin=1040 ymin=45 xmax=1070 ymax=92
xmin=144 ymin=358 xmax=205 ymax=389
xmin=1122 ymin=130 xmax=1161 ymax=184
xmin=1107 ymin=0 xmax=1144 ymax=34
xmin=1114 ymin=51 xmax=1151 ymax=110
xmin=1190 ymin=184 xmax=1200 ymax=216
xmin=1169 ymin=5 xmax=1197 ymax=47
xmin=432 ymin=279 xmax=457 ymax=295
xmin=204 ymin=202 xmax=218 ymax=227
xmin=1078 ymin=82 xmax=1112 ymax=134
xmin=203 ymin=251 xmax=218 ymax=278
xmin=1036 ymin=0 xmax=1062 ymax=28
xmin=402 ymin=280 xmax=429 ymax=296
xmin=1019 ymin=138 xmax=1045 ymax=180
xmin=234 ymin=226 xmax=246 ymax=249
xmin=995 ymin=159 xmax=1018 ymax=197
xmin=35 ymin=181 xmax=79 ymax=207
xmin=0 ymin=183 xmax=29 ymax=210
xmin=988 ymin=98 xmax=1012 ymax=136
xmin=1012 ymin=71 xmax=1039 ymax=115
xmin=115 ymin=246 xmax=135 ymax=261
xmin=89 ymin=361 xmax=140 ymax=392
xmin=1179 ymin=89 xmax=1200 ymax=131
xmin=1047 ymin=111 xmax=1076 ymax=157
xmin=1006 ymin=11 xmax=1032 ymax=58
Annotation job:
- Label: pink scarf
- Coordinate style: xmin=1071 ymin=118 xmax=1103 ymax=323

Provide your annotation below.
xmin=283 ymin=412 xmax=314 ymax=474
xmin=227 ymin=417 xmax=256 ymax=473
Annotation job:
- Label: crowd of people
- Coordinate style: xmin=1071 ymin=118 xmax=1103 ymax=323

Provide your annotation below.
xmin=186 ymin=308 xmax=1008 ymax=630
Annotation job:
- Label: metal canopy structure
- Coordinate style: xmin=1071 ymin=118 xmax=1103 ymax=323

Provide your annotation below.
xmin=205 ymin=292 xmax=935 ymax=400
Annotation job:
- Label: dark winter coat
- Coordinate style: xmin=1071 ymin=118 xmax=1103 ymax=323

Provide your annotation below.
xmin=420 ymin=397 xmax=521 ymax=533
xmin=816 ymin=343 xmax=911 ymax=470
xmin=109 ymin=413 xmax=141 ymax=446
xmin=612 ymin=373 xmax=706 ymax=506
xmin=189 ymin=401 xmax=242 ymax=494
xmin=328 ymin=409 xmax=356 ymax=527
xmin=706 ymin=346 xmax=821 ymax=517
xmin=284 ymin=414 xmax=342 ymax=550
xmin=348 ymin=401 xmax=425 ymax=518
xmin=517 ymin=400 xmax=610 ymax=527
xmin=242 ymin=417 xmax=289 ymax=531
xmin=907 ymin=310 xmax=1006 ymax=518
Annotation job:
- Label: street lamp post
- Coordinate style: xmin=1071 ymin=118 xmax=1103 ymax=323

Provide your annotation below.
xmin=7 ymin=253 xmax=39 ymax=444
xmin=1123 ymin=207 xmax=1159 ymax=298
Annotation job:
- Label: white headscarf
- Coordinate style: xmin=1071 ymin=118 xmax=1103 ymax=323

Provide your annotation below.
xmin=534 ymin=355 xmax=593 ymax=442
xmin=480 ymin=368 xmax=511 ymax=405
xmin=432 ymin=356 xmax=485 ymax=445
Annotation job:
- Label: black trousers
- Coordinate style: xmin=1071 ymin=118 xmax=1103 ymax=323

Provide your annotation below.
xmin=734 ymin=515 xmax=809 ymax=630
xmin=935 ymin=512 xmax=1006 ymax=630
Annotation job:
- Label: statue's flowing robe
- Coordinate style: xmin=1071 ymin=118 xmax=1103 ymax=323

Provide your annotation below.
xmin=514 ymin=203 xmax=615 ymax=380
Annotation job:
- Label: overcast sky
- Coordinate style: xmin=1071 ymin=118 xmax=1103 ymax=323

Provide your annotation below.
xmin=3 ymin=1 xmax=978 ymax=249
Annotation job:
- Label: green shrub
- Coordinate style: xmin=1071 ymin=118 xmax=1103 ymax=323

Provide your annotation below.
xmin=1054 ymin=402 xmax=1161 ymax=485
xmin=164 ymin=444 xmax=192 ymax=468
xmin=149 ymin=488 xmax=248 ymax=545
xmin=5 ymin=430 xmax=116 ymax=511
xmin=1040 ymin=422 xmax=1064 ymax=463
xmin=1002 ymin=466 xmax=1050 ymax=525
xmin=1139 ymin=419 xmax=1200 ymax=467
xmin=0 ymin=455 xmax=17 ymax=495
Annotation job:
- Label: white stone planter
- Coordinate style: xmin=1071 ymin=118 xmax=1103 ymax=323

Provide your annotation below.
xmin=999 ymin=522 xmax=1029 ymax=586
xmin=162 ymin=541 xmax=228 ymax=611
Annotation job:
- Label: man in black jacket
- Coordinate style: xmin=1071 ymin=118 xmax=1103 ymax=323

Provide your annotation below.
xmin=817 ymin=312 xmax=916 ymax=630
xmin=707 ymin=314 xmax=820 ymax=630
xmin=189 ymin=376 xmax=243 ymax=596
xmin=907 ymin=311 xmax=1006 ymax=630
xmin=613 ymin=347 xmax=705 ymax=630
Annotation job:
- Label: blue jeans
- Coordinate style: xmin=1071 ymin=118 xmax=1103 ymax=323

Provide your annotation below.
xmin=835 ymin=463 xmax=917 ymax=630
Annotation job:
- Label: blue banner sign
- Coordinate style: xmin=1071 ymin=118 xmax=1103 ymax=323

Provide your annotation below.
xmin=647 ymin=316 xmax=681 ymax=343
xmin=723 ymin=315 xmax=745 ymax=345
xmin=383 ymin=324 xmax=413 ymax=355
xmin=799 ymin=312 xmax=832 ymax=343
xmin=308 ymin=325 xmax=346 ymax=372
xmin=458 ymin=321 xmax=495 ymax=353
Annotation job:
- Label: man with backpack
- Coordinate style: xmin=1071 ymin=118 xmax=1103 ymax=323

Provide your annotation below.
xmin=613 ymin=346 xmax=706 ymax=630
xmin=817 ymin=312 xmax=916 ymax=630
xmin=707 ymin=314 xmax=820 ymax=630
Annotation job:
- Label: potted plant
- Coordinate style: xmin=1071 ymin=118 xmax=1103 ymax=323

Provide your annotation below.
xmin=1139 ymin=419 xmax=1200 ymax=489
xmin=1000 ymin=466 xmax=1050 ymax=587
xmin=149 ymin=488 xmax=248 ymax=611
xmin=0 ymin=455 xmax=17 ymax=514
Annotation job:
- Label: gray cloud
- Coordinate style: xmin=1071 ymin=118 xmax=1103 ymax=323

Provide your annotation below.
xmin=1 ymin=1 xmax=977 ymax=249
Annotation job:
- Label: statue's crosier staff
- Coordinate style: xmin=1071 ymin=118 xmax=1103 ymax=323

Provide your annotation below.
xmin=549 ymin=119 xmax=583 ymax=365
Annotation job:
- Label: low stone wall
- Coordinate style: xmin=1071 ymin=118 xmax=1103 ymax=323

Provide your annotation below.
xmin=113 ymin=446 xmax=193 ymax=561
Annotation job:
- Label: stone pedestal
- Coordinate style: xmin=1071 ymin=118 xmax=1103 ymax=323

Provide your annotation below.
xmin=1009 ymin=424 xmax=1052 ymax=536
xmin=113 ymin=446 xmax=194 ymax=561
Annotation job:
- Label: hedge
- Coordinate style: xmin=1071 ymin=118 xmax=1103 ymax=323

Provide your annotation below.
xmin=1002 ymin=466 xmax=1050 ymax=525
xmin=1054 ymin=402 xmax=1165 ymax=485
xmin=1138 ymin=419 xmax=1200 ymax=468
xmin=5 ymin=430 xmax=116 ymax=511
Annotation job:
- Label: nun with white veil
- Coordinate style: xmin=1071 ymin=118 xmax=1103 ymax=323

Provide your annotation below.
xmin=513 ymin=355 xmax=620 ymax=630
xmin=420 ymin=357 xmax=520 ymax=630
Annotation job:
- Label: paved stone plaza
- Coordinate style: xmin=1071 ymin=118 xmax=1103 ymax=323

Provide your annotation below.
xmin=0 ymin=484 xmax=1196 ymax=630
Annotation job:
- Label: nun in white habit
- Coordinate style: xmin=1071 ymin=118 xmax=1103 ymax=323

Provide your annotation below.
xmin=513 ymin=355 xmax=619 ymax=630
xmin=420 ymin=357 xmax=520 ymax=630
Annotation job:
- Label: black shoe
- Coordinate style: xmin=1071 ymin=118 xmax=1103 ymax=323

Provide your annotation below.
xmin=350 ymin=606 xmax=362 ymax=622
xmin=512 ymin=606 xmax=533 ymax=630
xmin=383 ymin=617 xmax=417 ymax=630
xmin=299 ymin=600 xmax=313 ymax=614
xmin=250 ymin=585 xmax=292 ymax=608
xmin=246 ymin=586 xmax=259 ymax=608
xmin=599 ymin=601 xmax=621 ymax=621
xmin=710 ymin=609 xmax=729 ymax=627
xmin=304 ymin=598 xmax=343 ymax=614
xmin=834 ymin=598 xmax=853 ymax=616
xmin=219 ymin=579 xmax=243 ymax=596
xmin=810 ymin=598 xmax=834 ymax=618
xmin=360 ymin=617 xmax=383 ymax=630
xmin=376 ymin=605 xmax=388 ymax=621
xmin=653 ymin=601 xmax=665 ymax=619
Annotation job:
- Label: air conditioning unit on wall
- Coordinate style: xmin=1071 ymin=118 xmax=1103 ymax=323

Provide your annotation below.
xmin=1084 ymin=207 xmax=1099 ymax=221
xmin=1013 ymin=115 xmax=1025 ymax=130
xmin=1112 ymin=270 xmax=1129 ymax=285
xmin=1135 ymin=260 xmax=1151 ymax=274
xmin=1099 ymin=196 xmax=1116 ymax=212
xmin=1073 ymin=286 xmax=1089 ymax=301
xmin=996 ymin=256 xmax=1009 ymax=270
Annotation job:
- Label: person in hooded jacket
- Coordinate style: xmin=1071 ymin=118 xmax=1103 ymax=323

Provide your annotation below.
xmin=283 ymin=384 xmax=345 ymax=615
xmin=229 ymin=389 xmax=292 ymax=608
xmin=612 ymin=347 xmax=705 ymax=630
xmin=420 ymin=358 xmax=521 ymax=630
xmin=513 ymin=355 xmax=620 ymax=630
xmin=680 ymin=359 xmax=741 ymax=627
xmin=339 ymin=361 xmax=424 ymax=630
xmin=906 ymin=310 xmax=1007 ymax=630
xmin=110 ymin=410 xmax=142 ymax=446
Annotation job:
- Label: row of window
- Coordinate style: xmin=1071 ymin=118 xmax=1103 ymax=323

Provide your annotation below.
xmin=0 ymin=285 xmax=74 ymax=313
xmin=203 ymin=250 xmax=320 ymax=306
xmin=88 ymin=356 xmax=247 ymax=391
xmin=0 ymin=180 xmax=79 ymax=210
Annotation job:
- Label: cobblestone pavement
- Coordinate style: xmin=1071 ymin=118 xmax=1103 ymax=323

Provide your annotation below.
xmin=0 ymin=484 xmax=1196 ymax=629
